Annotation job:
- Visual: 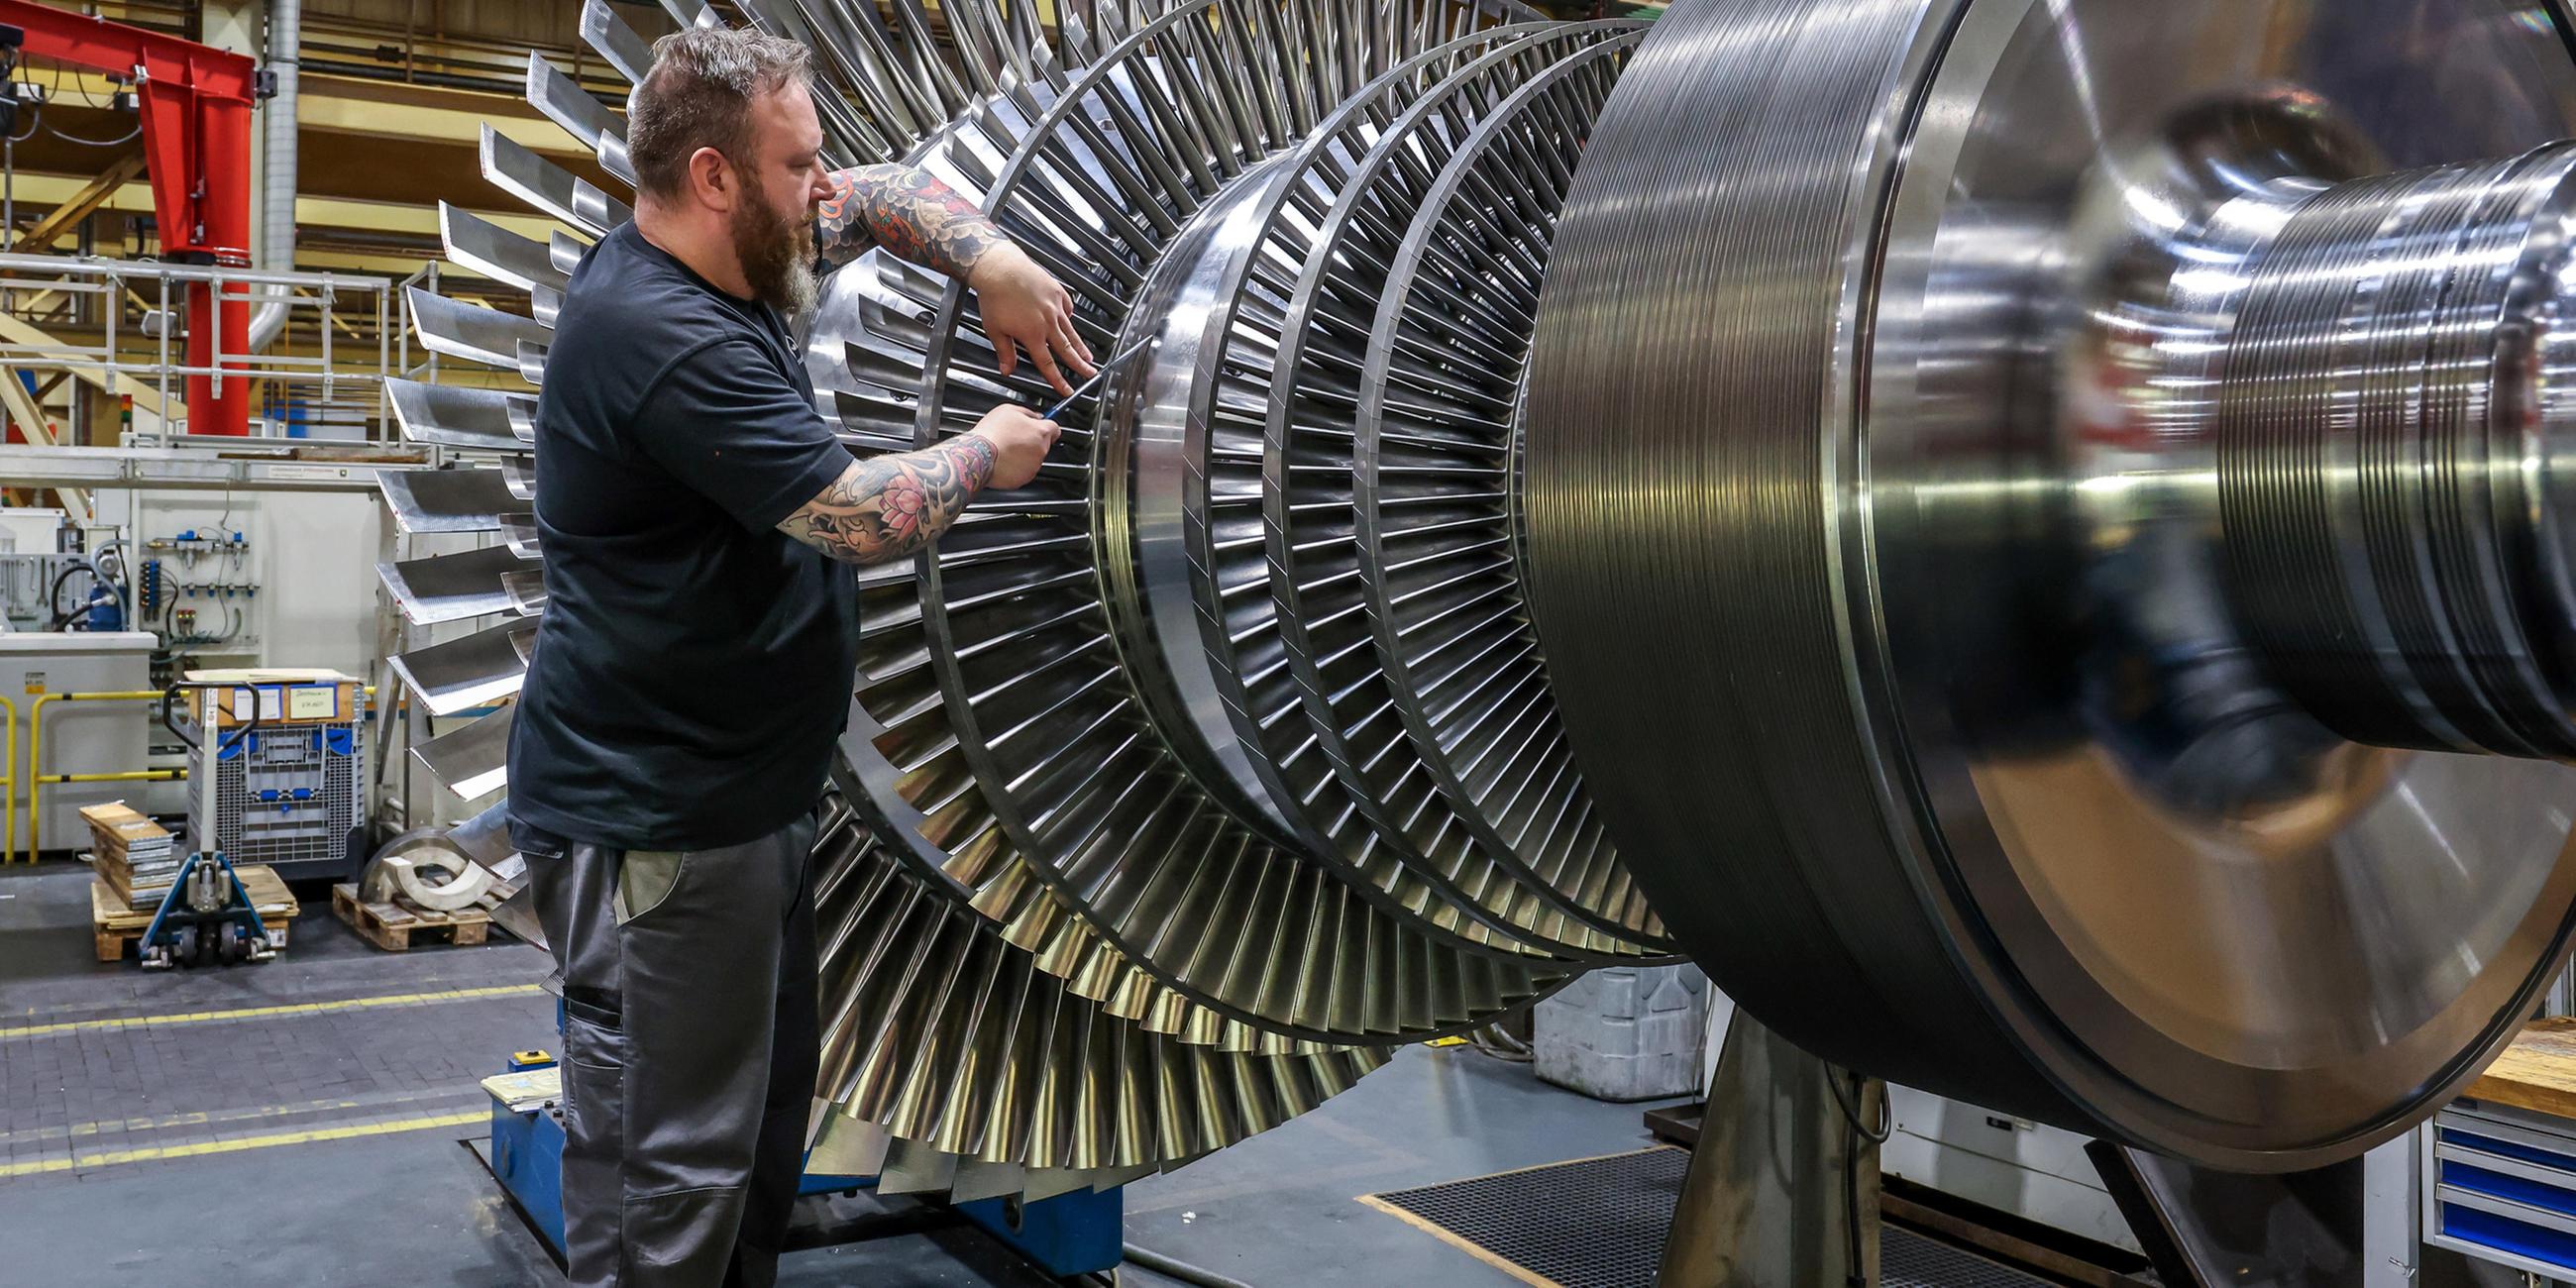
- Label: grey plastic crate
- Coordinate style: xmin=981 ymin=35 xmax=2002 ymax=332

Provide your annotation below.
xmin=184 ymin=716 xmax=365 ymax=872
xmin=1534 ymin=964 xmax=1709 ymax=1102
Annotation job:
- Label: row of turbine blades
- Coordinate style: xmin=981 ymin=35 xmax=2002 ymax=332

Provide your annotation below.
xmin=786 ymin=0 xmax=1678 ymax=1063
xmin=842 ymin=0 xmax=1675 ymax=1045
xmin=371 ymin=0 xmax=1651 ymax=1196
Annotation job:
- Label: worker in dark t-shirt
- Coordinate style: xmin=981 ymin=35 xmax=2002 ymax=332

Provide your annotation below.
xmin=505 ymin=24 xmax=1092 ymax=1288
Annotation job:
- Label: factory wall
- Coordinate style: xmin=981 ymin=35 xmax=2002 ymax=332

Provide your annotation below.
xmin=90 ymin=489 xmax=403 ymax=679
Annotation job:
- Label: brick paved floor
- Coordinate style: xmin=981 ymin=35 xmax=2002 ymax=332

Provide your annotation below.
xmin=0 ymin=860 xmax=1066 ymax=1287
xmin=0 ymin=860 xmax=557 ymax=1186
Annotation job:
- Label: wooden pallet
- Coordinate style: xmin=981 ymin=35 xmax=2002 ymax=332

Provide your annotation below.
xmin=91 ymin=865 xmax=299 ymax=963
xmin=1643 ymin=1099 xmax=1705 ymax=1149
xmin=332 ymin=883 xmax=492 ymax=951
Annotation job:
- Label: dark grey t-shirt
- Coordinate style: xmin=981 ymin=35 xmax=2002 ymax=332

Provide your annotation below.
xmin=507 ymin=222 xmax=858 ymax=851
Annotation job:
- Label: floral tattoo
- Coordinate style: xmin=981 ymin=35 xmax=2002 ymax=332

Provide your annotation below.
xmin=815 ymin=164 xmax=1005 ymax=279
xmin=778 ymin=434 xmax=997 ymax=566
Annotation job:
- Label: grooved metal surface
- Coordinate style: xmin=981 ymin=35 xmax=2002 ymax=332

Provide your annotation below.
xmin=1244 ymin=24 xmax=1658 ymax=959
xmin=895 ymin=0 xmax=1578 ymax=1044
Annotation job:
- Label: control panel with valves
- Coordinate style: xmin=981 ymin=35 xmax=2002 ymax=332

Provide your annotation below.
xmin=147 ymin=529 xmax=250 ymax=567
xmin=138 ymin=529 xmax=258 ymax=649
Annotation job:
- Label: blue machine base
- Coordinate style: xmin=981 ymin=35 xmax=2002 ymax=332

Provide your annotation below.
xmin=489 ymin=1101 xmax=1123 ymax=1277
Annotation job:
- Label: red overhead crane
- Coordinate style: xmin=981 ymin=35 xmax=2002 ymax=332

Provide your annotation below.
xmin=0 ymin=1 xmax=266 ymax=437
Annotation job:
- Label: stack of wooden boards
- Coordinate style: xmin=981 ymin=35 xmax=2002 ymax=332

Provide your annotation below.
xmin=80 ymin=802 xmax=300 ymax=962
xmin=79 ymin=802 xmax=178 ymax=909
xmin=79 ymin=799 xmax=183 ymax=912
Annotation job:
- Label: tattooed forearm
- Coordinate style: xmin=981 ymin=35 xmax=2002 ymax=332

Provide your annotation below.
xmin=778 ymin=435 xmax=997 ymax=566
xmin=815 ymin=164 xmax=1005 ymax=278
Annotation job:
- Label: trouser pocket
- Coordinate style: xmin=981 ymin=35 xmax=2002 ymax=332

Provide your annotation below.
xmin=613 ymin=850 xmax=688 ymax=925
xmin=558 ymin=995 xmax=628 ymax=1286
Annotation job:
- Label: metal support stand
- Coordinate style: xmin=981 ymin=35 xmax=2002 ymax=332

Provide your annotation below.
xmin=2088 ymin=1141 xmax=2368 ymax=1286
xmin=1662 ymin=1014 xmax=1883 ymax=1287
xmin=1660 ymin=1014 xmax=2400 ymax=1288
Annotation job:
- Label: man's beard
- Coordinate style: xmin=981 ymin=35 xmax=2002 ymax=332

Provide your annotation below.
xmin=731 ymin=188 xmax=818 ymax=315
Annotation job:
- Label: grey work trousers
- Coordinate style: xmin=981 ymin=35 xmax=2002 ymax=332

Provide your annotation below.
xmin=521 ymin=811 xmax=821 ymax=1288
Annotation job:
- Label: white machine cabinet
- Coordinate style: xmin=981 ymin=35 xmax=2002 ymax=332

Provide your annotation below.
xmin=0 ymin=632 xmax=160 ymax=855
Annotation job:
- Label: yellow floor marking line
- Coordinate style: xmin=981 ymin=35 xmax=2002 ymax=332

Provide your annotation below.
xmin=0 ymin=982 xmax=544 ymax=1040
xmin=0 ymin=1110 xmax=488 ymax=1178
xmin=0 ymin=1087 xmax=478 ymax=1146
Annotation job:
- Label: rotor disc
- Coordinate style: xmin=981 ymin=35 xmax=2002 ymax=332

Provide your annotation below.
xmin=1528 ymin=0 xmax=2576 ymax=1167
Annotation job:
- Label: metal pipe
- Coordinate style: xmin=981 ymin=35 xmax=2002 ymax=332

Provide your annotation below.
xmin=246 ymin=0 xmax=301 ymax=354
xmin=1122 ymin=1244 xmax=1262 ymax=1288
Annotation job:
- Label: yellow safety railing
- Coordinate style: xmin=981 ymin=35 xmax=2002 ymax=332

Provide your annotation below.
xmin=0 ymin=695 xmax=17 ymax=865
xmin=23 ymin=690 xmax=180 ymax=865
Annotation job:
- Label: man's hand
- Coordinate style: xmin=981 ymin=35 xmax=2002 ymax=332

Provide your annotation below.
xmin=814 ymin=165 xmax=1097 ymax=396
xmin=968 ymin=403 xmax=1062 ymax=489
xmin=969 ymin=243 xmax=1096 ymax=397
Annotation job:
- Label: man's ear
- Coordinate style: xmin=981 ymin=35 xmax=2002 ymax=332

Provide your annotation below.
xmin=687 ymin=146 xmax=734 ymax=212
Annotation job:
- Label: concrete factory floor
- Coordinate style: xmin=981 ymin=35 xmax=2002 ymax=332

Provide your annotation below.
xmin=0 ymin=859 xmax=1684 ymax=1287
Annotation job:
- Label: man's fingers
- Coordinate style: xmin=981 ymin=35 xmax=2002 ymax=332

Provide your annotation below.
xmin=1053 ymin=318 xmax=1097 ymax=377
xmin=1029 ymin=344 xmax=1070 ymax=396
xmin=986 ymin=325 xmax=1018 ymax=377
xmin=1058 ymin=309 xmax=1097 ymax=367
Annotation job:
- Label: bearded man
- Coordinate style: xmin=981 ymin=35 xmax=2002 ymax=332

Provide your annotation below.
xmin=504 ymin=24 xmax=1092 ymax=1288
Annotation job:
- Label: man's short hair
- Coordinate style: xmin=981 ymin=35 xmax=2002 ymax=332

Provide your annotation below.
xmin=627 ymin=26 xmax=814 ymax=200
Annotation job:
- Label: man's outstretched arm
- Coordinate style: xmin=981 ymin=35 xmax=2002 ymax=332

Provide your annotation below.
xmin=778 ymin=404 xmax=1059 ymax=566
xmin=816 ymin=164 xmax=1096 ymax=394
xmin=816 ymin=163 xmax=1002 ymax=277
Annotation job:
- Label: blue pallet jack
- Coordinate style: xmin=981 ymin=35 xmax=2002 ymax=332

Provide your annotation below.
xmin=481 ymin=1049 xmax=1124 ymax=1277
xmin=137 ymin=851 xmax=276 ymax=969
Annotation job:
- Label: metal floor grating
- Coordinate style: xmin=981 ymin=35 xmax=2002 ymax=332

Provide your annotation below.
xmin=1360 ymin=1144 xmax=2054 ymax=1288
xmin=1883 ymin=1225 xmax=2059 ymax=1288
